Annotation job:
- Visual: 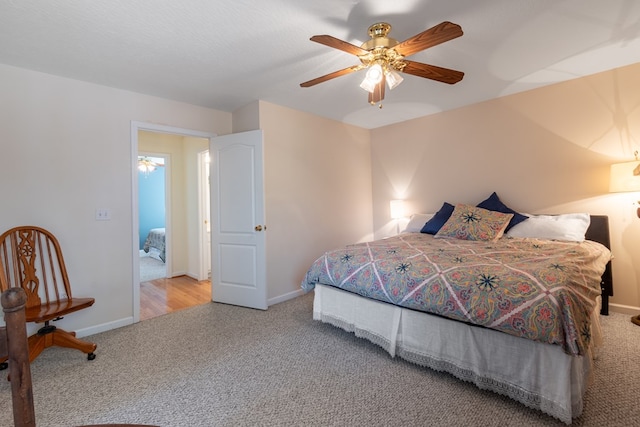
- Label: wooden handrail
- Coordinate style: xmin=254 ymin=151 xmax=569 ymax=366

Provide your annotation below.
xmin=1 ymin=288 xmax=36 ymax=427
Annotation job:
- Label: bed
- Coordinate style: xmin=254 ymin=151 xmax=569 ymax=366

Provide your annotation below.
xmin=143 ymin=227 xmax=166 ymax=262
xmin=301 ymin=201 xmax=612 ymax=424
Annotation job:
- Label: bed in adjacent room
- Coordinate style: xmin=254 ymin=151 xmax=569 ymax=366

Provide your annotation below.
xmin=301 ymin=194 xmax=612 ymax=424
xmin=143 ymin=227 xmax=166 ymax=262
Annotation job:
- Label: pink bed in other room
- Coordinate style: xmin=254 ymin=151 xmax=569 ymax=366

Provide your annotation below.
xmin=301 ymin=198 xmax=612 ymax=425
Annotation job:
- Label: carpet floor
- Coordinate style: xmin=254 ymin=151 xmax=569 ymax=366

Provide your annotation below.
xmin=1 ymin=293 xmax=639 ymax=426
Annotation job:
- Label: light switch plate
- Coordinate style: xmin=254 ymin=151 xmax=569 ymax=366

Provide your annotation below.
xmin=95 ymin=208 xmax=112 ymax=221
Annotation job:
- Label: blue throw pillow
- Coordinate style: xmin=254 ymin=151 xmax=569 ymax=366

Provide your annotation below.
xmin=420 ymin=202 xmax=455 ymax=234
xmin=476 ymin=192 xmax=528 ymax=231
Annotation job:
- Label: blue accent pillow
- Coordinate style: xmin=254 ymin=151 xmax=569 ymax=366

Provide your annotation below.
xmin=420 ymin=202 xmax=455 ymax=234
xmin=476 ymin=192 xmax=528 ymax=231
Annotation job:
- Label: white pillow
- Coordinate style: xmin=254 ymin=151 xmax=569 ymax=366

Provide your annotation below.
xmin=506 ymin=213 xmax=591 ymax=242
xmin=403 ymin=213 xmax=435 ymax=233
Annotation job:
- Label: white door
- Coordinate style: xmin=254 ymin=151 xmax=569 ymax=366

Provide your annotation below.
xmin=210 ymin=130 xmax=267 ymax=310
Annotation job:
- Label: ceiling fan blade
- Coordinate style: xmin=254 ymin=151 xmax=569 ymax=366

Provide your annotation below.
xmin=310 ymin=35 xmax=370 ymax=56
xmin=300 ymin=65 xmax=363 ymax=87
xmin=402 ymin=60 xmax=464 ymax=84
xmin=394 ymin=21 xmax=463 ymax=57
xmin=368 ymin=74 xmax=386 ymax=104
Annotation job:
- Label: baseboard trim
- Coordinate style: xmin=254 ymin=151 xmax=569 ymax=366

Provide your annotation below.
xmin=268 ymin=289 xmax=305 ymax=306
xmin=38 ymin=298 xmax=640 ymax=340
xmin=609 ymin=303 xmax=640 ymax=316
xmin=71 ymin=290 xmax=306 ymax=338
xmin=75 ymin=317 xmax=134 ymax=338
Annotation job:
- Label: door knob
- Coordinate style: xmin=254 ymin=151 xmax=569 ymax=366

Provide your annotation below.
xmin=255 ymin=225 xmax=263 ymax=232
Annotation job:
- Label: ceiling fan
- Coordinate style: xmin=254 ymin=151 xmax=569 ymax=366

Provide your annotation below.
xmin=300 ymin=21 xmax=464 ymax=105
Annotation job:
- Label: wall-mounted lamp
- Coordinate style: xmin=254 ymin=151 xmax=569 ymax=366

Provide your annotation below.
xmin=390 ymin=199 xmax=405 ymax=235
xmin=609 ymin=153 xmax=640 ymax=218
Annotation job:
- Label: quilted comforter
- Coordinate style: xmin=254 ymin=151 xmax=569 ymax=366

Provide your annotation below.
xmin=301 ymin=233 xmax=611 ymax=356
xmin=143 ymin=227 xmax=166 ymax=262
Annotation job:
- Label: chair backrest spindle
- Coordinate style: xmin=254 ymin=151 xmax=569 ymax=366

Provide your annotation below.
xmin=37 ymin=231 xmax=51 ymax=306
xmin=49 ymin=237 xmax=59 ymax=302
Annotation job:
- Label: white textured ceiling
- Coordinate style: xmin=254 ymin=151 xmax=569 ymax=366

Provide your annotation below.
xmin=1 ymin=0 xmax=639 ymax=129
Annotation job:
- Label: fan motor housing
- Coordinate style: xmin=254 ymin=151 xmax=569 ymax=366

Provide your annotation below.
xmin=360 ymin=22 xmax=399 ymax=51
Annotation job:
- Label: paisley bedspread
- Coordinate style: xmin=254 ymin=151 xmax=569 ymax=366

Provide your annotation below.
xmin=301 ymin=233 xmax=611 ymax=356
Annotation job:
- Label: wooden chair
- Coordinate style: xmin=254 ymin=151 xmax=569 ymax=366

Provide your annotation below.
xmin=0 ymin=226 xmax=96 ymax=366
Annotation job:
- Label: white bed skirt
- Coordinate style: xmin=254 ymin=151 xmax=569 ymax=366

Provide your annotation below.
xmin=313 ymin=284 xmax=601 ymax=424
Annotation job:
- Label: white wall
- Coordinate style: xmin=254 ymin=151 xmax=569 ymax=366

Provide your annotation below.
xmin=0 ymin=63 xmax=231 ymax=334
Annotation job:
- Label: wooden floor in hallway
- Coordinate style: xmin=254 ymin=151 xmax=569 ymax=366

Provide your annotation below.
xmin=140 ymin=275 xmax=211 ymax=321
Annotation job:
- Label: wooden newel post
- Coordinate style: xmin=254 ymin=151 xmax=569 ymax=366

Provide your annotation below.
xmin=1 ymin=288 xmax=36 ymax=427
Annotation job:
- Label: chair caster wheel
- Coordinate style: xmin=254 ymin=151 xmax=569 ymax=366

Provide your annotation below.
xmin=0 ymin=362 xmax=7 ymax=370
xmin=87 ymin=353 xmax=96 ymax=361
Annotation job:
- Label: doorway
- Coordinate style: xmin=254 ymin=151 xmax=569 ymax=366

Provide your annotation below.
xmin=131 ymin=122 xmax=216 ymax=323
xmin=138 ymin=153 xmax=168 ymax=283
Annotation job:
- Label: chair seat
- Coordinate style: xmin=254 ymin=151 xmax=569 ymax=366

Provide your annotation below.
xmin=25 ymin=297 xmax=95 ymax=323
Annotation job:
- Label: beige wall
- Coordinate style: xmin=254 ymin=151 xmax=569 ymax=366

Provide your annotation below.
xmin=255 ymin=101 xmax=374 ymax=302
xmin=2 ymin=57 xmax=637 ymax=335
xmin=232 ymin=102 xmax=260 ymax=134
xmin=0 ymin=63 xmax=231 ymax=333
xmin=370 ymin=62 xmax=640 ymax=311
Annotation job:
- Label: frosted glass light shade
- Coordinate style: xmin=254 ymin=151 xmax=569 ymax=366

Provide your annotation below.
xmin=359 ymin=63 xmax=384 ymax=93
xmin=365 ymin=63 xmax=383 ymax=83
xmin=359 ymin=78 xmax=376 ymax=93
xmin=386 ymin=69 xmax=404 ymax=90
xmin=609 ymin=161 xmax=640 ymax=192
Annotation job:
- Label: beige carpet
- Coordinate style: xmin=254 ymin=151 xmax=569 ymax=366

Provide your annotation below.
xmin=1 ymin=293 xmax=639 ymax=426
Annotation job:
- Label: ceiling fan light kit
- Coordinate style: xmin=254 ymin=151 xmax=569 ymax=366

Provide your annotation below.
xmin=359 ymin=62 xmax=384 ymax=92
xmin=300 ymin=21 xmax=464 ymax=106
xmin=138 ymin=157 xmax=158 ymax=175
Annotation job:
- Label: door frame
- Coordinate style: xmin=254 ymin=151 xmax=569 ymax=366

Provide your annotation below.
xmin=130 ymin=121 xmax=216 ymax=323
xmin=197 ymin=149 xmax=211 ymax=281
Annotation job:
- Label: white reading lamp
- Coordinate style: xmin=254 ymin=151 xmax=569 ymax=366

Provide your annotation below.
xmin=610 ymin=152 xmax=640 ymax=202
xmin=609 ymin=152 xmax=640 ymax=326
xmin=390 ymin=199 xmax=405 ymax=235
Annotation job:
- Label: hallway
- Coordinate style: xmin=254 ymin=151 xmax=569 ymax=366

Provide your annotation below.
xmin=140 ymin=275 xmax=211 ymax=321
